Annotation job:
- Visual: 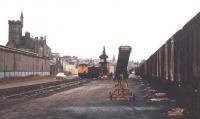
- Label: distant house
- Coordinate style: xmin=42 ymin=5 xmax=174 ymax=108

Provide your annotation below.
xmin=61 ymin=56 xmax=79 ymax=75
xmin=49 ymin=53 xmax=63 ymax=75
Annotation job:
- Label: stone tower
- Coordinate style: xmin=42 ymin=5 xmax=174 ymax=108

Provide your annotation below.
xmin=7 ymin=12 xmax=23 ymax=47
xmin=20 ymin=12 xmax=24 ymax=27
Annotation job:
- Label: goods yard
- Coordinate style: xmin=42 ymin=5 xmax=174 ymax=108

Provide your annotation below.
xmin=0 ymin=6 xmax=200 ymax=119
xmin=0 ymin=45 xmax=190 ymax=119
xmin=0 ymin=79 xmax=186 ymax=119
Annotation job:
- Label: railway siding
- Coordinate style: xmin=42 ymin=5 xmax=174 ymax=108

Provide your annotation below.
xmin=0 ymin=78 xmax=90 ymax=105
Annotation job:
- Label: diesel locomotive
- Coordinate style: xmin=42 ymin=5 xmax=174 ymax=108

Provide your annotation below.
xmin=78 ymin=64 xmax=101 ymax=79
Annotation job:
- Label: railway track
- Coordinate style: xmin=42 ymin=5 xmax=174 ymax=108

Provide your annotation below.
xmin=0 ymin=79 xmax=90 ymax=105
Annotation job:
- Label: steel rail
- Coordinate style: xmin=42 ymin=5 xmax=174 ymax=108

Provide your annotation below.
xmin=0 ymin=79 xmax=89 ymax=105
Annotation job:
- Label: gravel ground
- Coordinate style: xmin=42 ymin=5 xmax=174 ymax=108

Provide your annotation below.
xmin=0 ymin=78 xmax=187 ymax=119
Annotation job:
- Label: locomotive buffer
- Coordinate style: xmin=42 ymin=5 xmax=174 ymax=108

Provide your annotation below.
xmin=109 ymin=46 xmax=135 ymax=101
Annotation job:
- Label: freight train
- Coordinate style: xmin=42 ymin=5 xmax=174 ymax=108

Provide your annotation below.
xmin=77 ymin=64 xmax=101 ymax=79
xmin=136 ymin=12 xmax=200 ymax=118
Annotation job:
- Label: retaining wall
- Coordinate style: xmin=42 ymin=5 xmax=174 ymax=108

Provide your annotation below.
xmin=0 ymin=45 xmax=50 ymax=79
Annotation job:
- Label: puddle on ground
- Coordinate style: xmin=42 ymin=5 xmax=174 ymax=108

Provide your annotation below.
xmin=148 ymin=89 xmax=156 ymax=93
xmin=154 ymin=92 xmax=167 ymax=97
xmin=55 ymin=106 xmax=133 ymax=114
xmin=150 ymin=98 xmax=170 ymax=102
xmin=134 ymin=106 xmax=161 ymax=111
xmin=150 ymin=92 xmax=176 ymax=102
xmin=54 ymin=105 xmax=161 ymax=114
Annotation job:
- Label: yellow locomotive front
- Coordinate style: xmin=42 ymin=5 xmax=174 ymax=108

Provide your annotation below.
xmin=78 ymin=64 xmax=88 ymax=78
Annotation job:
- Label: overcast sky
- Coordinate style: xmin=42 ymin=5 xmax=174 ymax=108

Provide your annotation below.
xmin=0 ymin=0 xmax=199 ymax=61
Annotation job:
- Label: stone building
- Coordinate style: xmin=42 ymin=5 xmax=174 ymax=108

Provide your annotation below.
xmin=6 ymin=12 xmax=51 ymax=57
xmin=49 ymin=53 xmax=63 ymax=75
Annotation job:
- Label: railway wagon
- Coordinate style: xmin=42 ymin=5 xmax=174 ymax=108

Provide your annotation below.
xmin=114 ymin=46 xmax=132 ymax=80
xmin=87 ymin=66 xmax=101 ymax=78
xmin=136 ymin=12 xmax=200 ymax=118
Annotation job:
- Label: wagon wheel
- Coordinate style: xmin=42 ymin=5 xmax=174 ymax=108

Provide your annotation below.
xmin=132 ymin=92 xmax=135 ymax=100
xmin=109 ymin=92 xmax=112 ymax=100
